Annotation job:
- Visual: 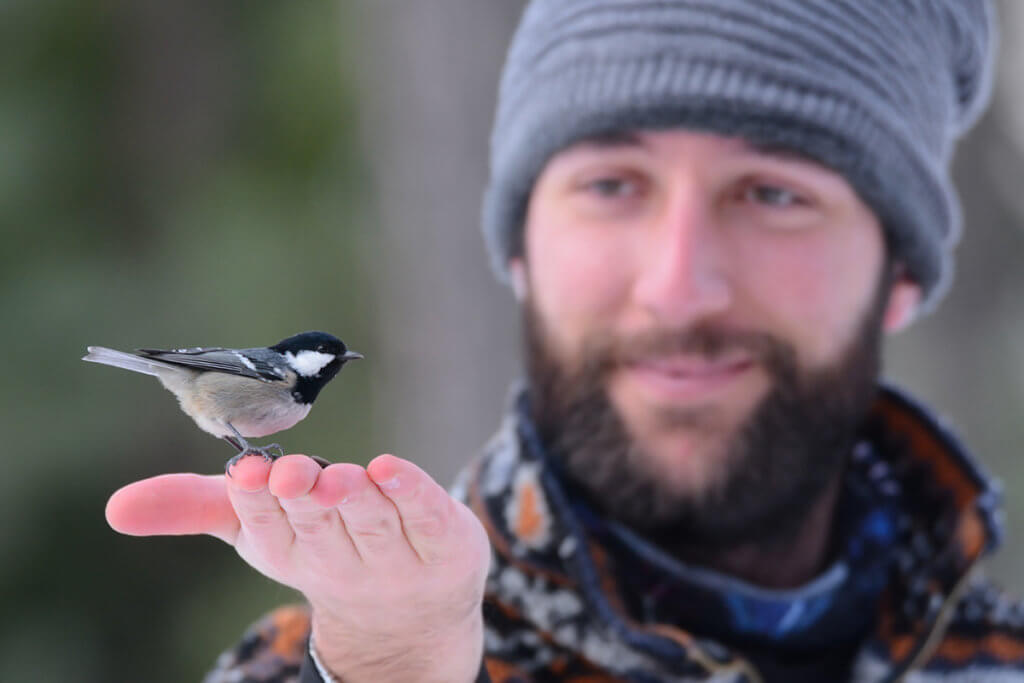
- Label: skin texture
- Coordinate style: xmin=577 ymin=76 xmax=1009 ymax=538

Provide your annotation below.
xmin=106 ymin=455 xmax=489 ymax=682
xmin=106 ymin=129 xmax=923 ymax=679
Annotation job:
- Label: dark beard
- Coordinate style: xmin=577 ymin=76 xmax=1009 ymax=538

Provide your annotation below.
xmin=524 ymin=278 xmax=889 ymax=550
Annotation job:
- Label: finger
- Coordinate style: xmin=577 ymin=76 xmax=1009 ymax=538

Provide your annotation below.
xmin=366 ymin=454 xmax=459 ymax=565
xmin=268 ymin=454 xmax=322 ymax=500
xmin=105 ymin=473 xmax=239 ymax=544
xmin=330 ymin=463 xmax=415 ymax=565
xmin=269 ymin=456 xmax=351 ymax=553
xmin=226 ymin=456 xmax=294 ymax=552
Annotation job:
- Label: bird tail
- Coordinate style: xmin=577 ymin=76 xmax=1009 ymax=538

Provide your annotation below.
xmin=82 ymin=346 xmax=175 ymax=377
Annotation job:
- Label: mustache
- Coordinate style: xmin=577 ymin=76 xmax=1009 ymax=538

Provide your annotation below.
xmin=580 ymin=324 xmax=798 ymax=375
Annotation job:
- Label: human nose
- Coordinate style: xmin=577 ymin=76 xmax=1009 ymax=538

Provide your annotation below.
xmin=631 ymin=192 xmax=731 ymax=326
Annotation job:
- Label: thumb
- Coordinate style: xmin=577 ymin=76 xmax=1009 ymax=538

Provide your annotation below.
xmin=106 ymin=473 xmax=240 ymax=544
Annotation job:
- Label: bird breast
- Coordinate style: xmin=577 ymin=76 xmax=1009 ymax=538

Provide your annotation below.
xmin=162 ymin=371 xmax=312 ymax=439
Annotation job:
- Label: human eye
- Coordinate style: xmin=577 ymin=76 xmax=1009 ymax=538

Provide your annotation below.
xmin=579 ymin=174 xmax=642 ymax=199
xmin=741 ymin=182 xmax=808 ymax=208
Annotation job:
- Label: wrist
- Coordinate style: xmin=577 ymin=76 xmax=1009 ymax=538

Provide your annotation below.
xmin=310 ymin=610 xmax=484 ymax=683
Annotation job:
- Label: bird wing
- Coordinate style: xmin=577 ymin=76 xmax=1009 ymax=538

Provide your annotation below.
xmin=134 ymin=347 xmax=287 ymax=382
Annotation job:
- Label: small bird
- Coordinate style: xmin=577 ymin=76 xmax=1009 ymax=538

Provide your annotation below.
xmin=83 ymin=331 xmax=362 ymax=471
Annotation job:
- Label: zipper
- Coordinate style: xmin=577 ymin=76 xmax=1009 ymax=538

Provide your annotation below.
xmin=886 ymin=560 xmax=979 ymax=682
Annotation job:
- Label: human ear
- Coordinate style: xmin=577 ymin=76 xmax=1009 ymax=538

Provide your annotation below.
xmin=882 ymin=271 xmax=922 ymax=333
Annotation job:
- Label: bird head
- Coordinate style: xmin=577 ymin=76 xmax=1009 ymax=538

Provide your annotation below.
xmin=272 ymin=331 xmax=363 ymax=403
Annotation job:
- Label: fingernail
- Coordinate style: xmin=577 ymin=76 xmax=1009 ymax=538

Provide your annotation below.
xmin=375 ymin=476 xmax=400 ymax=491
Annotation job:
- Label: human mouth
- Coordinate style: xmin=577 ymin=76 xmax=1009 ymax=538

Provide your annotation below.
xmin=621 ymin=354 xmax=755 ymax=401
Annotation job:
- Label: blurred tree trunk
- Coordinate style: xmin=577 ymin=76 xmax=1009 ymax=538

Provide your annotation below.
xmin=347 ymin=1 xmax=526 ymax=484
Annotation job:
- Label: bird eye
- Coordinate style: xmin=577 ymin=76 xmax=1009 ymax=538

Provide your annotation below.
xmin=316 ymin=345 xmax=325 ymax=352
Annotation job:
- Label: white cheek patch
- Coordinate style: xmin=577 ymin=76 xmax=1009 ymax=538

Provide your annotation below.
xmin=285 ymin=350 xmax=336 ymax=377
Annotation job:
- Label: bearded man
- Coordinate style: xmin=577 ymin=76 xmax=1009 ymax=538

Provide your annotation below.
xmin=106 ymin=1 xmax=1024 ymax=682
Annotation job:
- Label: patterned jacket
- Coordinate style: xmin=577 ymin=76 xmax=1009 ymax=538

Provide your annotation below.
xmin=204 ymin=385 xmax=1024 ymax=682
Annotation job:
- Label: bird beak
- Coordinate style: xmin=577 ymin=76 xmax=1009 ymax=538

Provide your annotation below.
xmin=342 ymin=350 xmax=364 ymax=361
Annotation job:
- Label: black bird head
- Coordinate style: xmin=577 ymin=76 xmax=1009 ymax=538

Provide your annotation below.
xmin=271 ymin=331 xmax=363 ymax=404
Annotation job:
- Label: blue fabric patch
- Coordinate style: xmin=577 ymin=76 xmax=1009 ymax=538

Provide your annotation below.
xmin=723 ymin=592 xmax=836 ymax=637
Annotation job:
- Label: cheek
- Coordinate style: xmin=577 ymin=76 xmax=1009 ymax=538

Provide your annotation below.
xmin=526 ymin=216 xmax=632 ymax=341
xmin=735 ymin=229 xmax=883 ymax=364
xmin=760 ymin=252 xmax=839 ymax=314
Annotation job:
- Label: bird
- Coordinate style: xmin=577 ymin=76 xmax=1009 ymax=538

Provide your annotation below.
xmin=82 ymin=331 xmax=362 ymax=472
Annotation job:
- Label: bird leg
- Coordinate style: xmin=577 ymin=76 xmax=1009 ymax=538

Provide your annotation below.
xmin=223 ymin=423 xmax=285 ymax=475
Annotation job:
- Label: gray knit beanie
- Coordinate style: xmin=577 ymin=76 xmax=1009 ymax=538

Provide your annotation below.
xmin=483 ymin=0 xmax=996 ymax=310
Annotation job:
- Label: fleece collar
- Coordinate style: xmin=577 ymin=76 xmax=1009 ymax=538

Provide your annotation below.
xmin=463 ymin=383 xmax=1003 ymax=682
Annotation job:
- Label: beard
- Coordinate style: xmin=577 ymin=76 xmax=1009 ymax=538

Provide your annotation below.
xmin=523 ymin=275 xmax=890 ymax=551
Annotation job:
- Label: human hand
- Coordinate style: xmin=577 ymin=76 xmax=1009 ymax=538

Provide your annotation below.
xmin=105 ymin=454 xmax=490 ymax=683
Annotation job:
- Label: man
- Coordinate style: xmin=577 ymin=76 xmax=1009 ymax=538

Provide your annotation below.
xmin=105 ymin=1 xmax=1024 ymax=681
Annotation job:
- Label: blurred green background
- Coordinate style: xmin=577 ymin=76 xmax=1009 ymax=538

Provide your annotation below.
xmin=2 ymin=1 xmax=1023 ymax=681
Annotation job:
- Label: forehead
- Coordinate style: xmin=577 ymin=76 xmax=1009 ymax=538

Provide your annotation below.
xmin=553 ymin=129 xmax=830 ymax=171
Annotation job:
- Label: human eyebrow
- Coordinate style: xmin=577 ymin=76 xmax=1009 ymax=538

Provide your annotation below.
xmin=573 ymin=130 xmax=646 ymax=150
xmin=746 ymin=142 xmax=823 ymax=168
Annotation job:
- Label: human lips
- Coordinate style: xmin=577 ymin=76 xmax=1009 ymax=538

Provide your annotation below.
xmin=620 ymin=353 xmax=755 ymax=401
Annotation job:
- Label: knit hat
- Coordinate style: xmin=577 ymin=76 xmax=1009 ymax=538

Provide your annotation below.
xmin=482 ymin=0 xmax=996 ymax=310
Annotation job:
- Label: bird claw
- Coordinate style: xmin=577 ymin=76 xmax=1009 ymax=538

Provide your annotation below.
xmin=224 ymin=443 xmax=285 ymax=476
xmin=262 ymin=443 xmax=286 ymax=459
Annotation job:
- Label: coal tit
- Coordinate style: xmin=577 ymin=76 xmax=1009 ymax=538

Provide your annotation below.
xmin=83 ymin=331 xmax=362 ymax=470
